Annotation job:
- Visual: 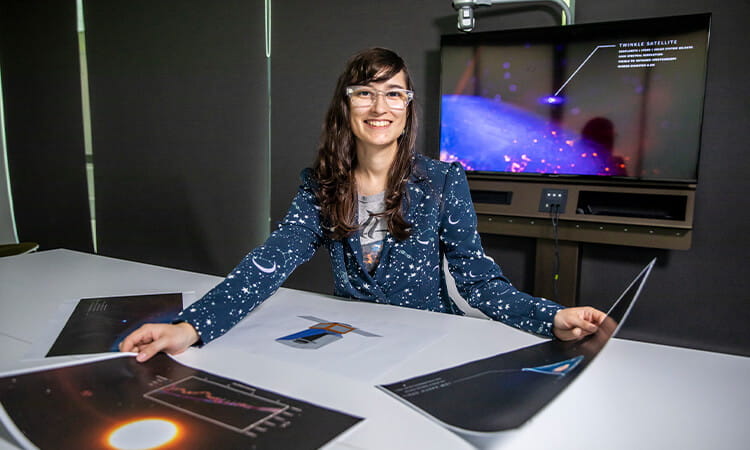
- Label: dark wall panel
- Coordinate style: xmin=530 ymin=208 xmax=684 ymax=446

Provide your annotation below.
xmin=0 ymin=0 xmax=93 ymax=252
xmin=271 ymin=0 xmax=749 ymax=356
xmin=573 ymin=0 xmax=750 ymax=356
xmin=85 ymin=0 xmax=269 ymax=275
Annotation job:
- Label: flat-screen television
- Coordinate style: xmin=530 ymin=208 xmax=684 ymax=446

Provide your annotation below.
xmin=439 ymin=14 xmax=711 ymax=184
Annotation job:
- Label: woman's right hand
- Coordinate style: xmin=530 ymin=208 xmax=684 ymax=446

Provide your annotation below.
xmin=118 ymin=322 xmax=200 ymax=362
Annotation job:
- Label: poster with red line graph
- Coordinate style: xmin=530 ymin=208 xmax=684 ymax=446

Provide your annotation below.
xmin=0 ymin=353 xmax=361 ymax=449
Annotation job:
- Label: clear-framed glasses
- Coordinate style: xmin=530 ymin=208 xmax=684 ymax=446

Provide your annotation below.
xmin=345 ymin=86 xmax=414 ymax=110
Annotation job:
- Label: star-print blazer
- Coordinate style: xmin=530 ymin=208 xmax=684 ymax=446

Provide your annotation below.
xmin=176 ymin=155 xmax=564 ymax=344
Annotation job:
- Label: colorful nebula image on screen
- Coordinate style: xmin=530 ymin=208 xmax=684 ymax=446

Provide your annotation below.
xmin=439 ymin=14 xmax=709 ymax=182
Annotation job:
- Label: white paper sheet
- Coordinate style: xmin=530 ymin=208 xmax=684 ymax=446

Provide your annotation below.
xmin=211 ymin=290 xmax=447 ymax=382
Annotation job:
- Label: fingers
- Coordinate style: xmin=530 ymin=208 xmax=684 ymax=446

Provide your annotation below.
xmin=553 ymin=307 xmax=607 ymax=341
xmin=576 ymin=315 xmax=600 ymax=334
xmin=119 ymin=322 xmax=200 ymax=363
xmin=569 ymin=327 xmax=584 ymax=339
xmin=554 ymin=326 xmax=580 ymax=341
xmin=118 ymin=325 xmax=154 ymax=353
xmin=570 ymin=310 xmax=600 ymax=336
xmin=118 ymin=324 xmax=168 ymax=362
xmin=587 ymin=307 xmax=608 ymax=326
xmin=135 ymin=340 xmax=168 ymax=362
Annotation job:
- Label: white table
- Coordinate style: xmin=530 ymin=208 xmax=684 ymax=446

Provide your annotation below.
xmin=1 ymin=249 xmax=748 ymax=449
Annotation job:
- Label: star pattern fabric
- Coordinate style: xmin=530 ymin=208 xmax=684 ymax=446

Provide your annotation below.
xmin=176 ymin=155 xmax=563 ymax=344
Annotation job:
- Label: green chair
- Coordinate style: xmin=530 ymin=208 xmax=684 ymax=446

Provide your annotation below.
xmin=0 ymin=242 xmax=39 ymax=257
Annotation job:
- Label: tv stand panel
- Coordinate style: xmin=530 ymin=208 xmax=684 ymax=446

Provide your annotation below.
xmin=469 ymin=176 xmax=695 ymax=250
xmin=468 ymin=176 xmax=696 ymax=306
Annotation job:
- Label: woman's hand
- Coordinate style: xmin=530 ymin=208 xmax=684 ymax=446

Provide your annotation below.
xmin=118 ymin=322 xmax=200 ymax=362
xmin=553 ymin=307 xmax=607 ymax=341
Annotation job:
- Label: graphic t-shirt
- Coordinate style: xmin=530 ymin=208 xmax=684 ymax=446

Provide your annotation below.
xmin=358 ymin=191 xmax=387 ymax=274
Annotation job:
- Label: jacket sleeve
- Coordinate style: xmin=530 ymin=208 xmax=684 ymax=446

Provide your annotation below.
xmin=175 ymin=169 xmax=324 ymax=344
xmin=439 ymin=162 xmax=563 ymax=337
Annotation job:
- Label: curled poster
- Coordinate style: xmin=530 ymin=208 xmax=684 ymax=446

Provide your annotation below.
xmin=379 ymin=260 xmax=654 ymax=443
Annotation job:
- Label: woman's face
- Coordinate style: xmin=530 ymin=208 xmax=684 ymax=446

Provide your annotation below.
xmin=348 ymin=70 xmax=409 ymax=154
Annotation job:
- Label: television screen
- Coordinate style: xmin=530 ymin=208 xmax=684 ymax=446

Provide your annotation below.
xmin=439 ymin=14 xmax=710 ymax=183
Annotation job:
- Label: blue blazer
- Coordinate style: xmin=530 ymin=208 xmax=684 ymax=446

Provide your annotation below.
xmin=177 ymin=155 xmax=563 ymax=344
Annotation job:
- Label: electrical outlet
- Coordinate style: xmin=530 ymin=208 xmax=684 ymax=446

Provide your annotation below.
xmin=539 ymin=188 xmax=568 ymax=213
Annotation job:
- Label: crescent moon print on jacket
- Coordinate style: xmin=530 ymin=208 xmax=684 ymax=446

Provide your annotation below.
xmin=176 ymin=155 xmax=562 ymax=344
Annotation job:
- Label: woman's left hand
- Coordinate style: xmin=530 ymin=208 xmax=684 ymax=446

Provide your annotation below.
xmin=553 ymin=306 xmax=607 ymax=341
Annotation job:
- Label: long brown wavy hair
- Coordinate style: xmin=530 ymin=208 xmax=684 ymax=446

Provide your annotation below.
xmin=313 ymin=48 xmax=418 ymax=241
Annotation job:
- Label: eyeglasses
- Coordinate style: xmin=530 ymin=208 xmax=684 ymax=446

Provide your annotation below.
xmin=345 ymin=86 xmax=414 ymax=110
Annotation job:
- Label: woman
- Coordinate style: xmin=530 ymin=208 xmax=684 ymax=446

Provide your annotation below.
xmin=120 ymin=48 xmax=604 ymax=362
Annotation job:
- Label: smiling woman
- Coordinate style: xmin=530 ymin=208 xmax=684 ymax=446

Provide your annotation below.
xmin=120 ymin=47 xmax=605 ymax=363
xmin=348 ymin=74 xmax=410 ymax=159
xmin=316 ymin=48 xmax=419 ymax=241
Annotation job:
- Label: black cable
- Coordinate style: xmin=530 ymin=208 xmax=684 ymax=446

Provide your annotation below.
xmin=551 ymin=204 xmax=561 ymax=300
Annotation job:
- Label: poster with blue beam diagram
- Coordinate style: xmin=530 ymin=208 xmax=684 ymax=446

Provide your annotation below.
xmin=379 ymin=259 xmax=655 ymax=448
